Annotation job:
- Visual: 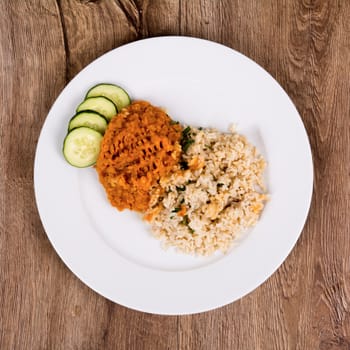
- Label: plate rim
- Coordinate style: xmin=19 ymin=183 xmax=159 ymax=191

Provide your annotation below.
xmin=34 ymin=36 xmax=314 ymax=315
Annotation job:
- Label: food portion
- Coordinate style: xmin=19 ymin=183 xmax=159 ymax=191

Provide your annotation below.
xmin=62 ymin=83 xmax=267 ymax=256
xmin=96 ymin=101 xmax=182 ymax=212
xmin=86 ymin=83 xmax=131 ymax=112
xmin=63 ymin=127 xmax=103 ymax=168
xmin=76 ymin=96 xmax=117 ymax=121
xmin=68 ymin=111 xmax=108 ymax=134
xmin=145 ymin=127 xmax=267 ymax=255
xmin=62 ymin=83 xmax=131 ymax=167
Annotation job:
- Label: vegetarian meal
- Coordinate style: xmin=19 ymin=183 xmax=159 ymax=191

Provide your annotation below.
xmin=62 ymin=83 xmax=267 ymax=256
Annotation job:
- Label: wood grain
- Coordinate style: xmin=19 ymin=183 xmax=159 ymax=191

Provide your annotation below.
xmin=0 ymin=0 xmax=349 ymax=349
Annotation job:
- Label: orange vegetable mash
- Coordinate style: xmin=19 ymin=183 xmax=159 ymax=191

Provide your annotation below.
xmin=96 ymin=101 xmax=182 ymax=212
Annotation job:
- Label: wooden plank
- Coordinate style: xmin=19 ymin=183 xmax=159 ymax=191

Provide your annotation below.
xmin=134 ymin=0 xmax=181 ymax=37
xmin=299 ymin=0 xmax=350 ymax=348
xmin=0 ymin=1 xmax=67 ymax=349
xmin=58 ymin=0 xmax=180 ymax=81
xmin=57 ymin=0 xmax=137 ymax=81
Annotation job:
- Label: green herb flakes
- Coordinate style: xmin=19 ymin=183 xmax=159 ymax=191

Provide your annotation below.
xmin=181 ymin=126 xmax=195 ymax=153
xmin=181 ymin=215 xmax=190 ymax=226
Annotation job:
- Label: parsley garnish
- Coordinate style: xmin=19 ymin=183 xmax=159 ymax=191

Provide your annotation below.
xmin=181 ymin=215 xmax=190 ymax=225
xmin=182 ymin=139 xmax=195 ymax=153
xmin=182 ymin=126 xmax=191 ymax=136
xmin=179 ymin=214 xmax=194 ymax=233
xmin=181 ymin=127 xmax=195 ymax=153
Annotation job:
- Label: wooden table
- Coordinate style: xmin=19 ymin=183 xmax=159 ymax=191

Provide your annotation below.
xmin=1 ymin=1 xmax=349 ymax=349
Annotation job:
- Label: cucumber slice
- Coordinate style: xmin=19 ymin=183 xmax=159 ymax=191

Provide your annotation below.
xmin=63 ymin=127 xmax=103 ymax=167
xmin=76 ymin=96 xmax=117 ymax=121
xmin=68 ymin=111 xmax=107 ymax=134
xmin=86 ymin=83 xmax=131 ymax=112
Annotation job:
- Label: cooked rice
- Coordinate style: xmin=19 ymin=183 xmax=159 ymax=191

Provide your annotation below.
xmin=144 ymin=126 xmax=268 ymax=256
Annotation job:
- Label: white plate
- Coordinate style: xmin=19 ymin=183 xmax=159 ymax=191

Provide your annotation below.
xmin=34 ymin=37 xmax=313 ymax=315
